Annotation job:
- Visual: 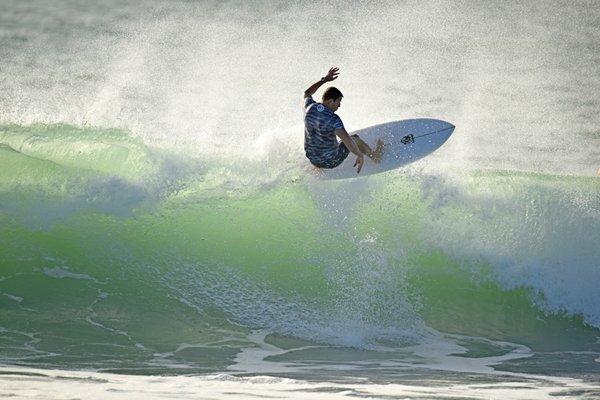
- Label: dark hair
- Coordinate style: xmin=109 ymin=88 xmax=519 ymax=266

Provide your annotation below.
xmin=322 ymin=87 xmax=343 ymax=102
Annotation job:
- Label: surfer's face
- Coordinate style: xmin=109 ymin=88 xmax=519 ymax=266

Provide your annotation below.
xmin=325 ymin=97 xmax=342 ymax=112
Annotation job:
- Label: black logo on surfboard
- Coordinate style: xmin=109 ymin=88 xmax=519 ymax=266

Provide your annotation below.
xmin=401 ymin=134 xmax=415 ymax=145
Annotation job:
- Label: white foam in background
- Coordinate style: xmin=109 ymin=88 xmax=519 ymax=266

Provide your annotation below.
xmin=1 ymin=0 xmax=599 ymax=177
xmin=418 ymin=171 xmax=600 ymax=328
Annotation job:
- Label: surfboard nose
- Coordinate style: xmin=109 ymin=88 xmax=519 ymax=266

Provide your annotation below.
xmin=439 ymin=120 xmax=454 ymax=130
xmin=435 ymin=120 xmax=455 ymax=135
xmin=429 ymin=119 xmax=454 ymax=133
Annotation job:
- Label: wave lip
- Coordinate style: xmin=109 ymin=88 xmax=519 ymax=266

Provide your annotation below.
xmin=0 ymin=124 xmax=158 ymax=180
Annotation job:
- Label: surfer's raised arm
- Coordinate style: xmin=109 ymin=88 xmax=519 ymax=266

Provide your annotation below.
xmin=303 ymin=67 xmax=339 ymax=99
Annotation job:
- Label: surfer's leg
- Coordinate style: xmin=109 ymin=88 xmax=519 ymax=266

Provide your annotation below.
xmin=351 ymin=135 xmax=384 ymax=163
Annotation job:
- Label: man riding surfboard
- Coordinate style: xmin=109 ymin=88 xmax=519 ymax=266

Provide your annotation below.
xmin=303 ymin=67 xmax=383 ymax=174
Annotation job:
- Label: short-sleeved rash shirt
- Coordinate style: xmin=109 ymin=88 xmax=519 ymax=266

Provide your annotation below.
xmin=303 ymin=96 xmax=345 ymax=165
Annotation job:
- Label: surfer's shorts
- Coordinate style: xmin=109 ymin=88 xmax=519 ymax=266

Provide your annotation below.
xmin=309 ymin=142 xmax=350 ymax=169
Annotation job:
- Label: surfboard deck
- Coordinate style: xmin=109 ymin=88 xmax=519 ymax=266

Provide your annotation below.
xmin=311 ymin=118 xmax=454 ymax=180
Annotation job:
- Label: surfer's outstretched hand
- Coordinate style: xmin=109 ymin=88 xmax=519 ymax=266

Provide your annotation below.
xmin=354 ymin=154 xmax=364 ymax=174
xmin=324 ymin=67 xmax=339 ymax=82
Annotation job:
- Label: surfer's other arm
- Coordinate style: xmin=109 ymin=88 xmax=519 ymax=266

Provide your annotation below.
xmin=335 ymin=128 xmax=365 ymax=173
xmin=304 ymin=67 xmax=339 ymax=98
xmin=335 ymin=129 xmax=385 ymax=173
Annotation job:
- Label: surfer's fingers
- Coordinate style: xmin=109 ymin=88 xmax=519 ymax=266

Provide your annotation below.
xmin=354 ymin=157 xmax=363 ymax=173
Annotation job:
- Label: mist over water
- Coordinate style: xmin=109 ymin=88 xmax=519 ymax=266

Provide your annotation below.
xmin=1 ymin=1 xmax=599 ymax=397
xmin=2 ymin=0 xmax=599 ymax=175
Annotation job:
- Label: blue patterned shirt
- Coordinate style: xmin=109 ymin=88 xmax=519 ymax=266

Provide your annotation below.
xmin=303 ymin=95 xmax=345 ymax=164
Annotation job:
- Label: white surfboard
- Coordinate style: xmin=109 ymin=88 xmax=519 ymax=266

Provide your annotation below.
xmin=312 ymin=118 xmax=454 ymax=180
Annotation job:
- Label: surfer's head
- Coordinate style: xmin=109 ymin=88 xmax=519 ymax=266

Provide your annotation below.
xmin=322 ymin=87 xmax=343 ymax=112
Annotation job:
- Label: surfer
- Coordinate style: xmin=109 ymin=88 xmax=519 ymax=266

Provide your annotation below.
xmin=303 ymin=67 xmax=383 ymax=173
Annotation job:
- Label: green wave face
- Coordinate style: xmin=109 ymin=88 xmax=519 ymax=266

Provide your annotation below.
xmin=1 ymin=124 xmax=599 ymax=374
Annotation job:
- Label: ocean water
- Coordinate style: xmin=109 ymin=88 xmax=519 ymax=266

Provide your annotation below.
xmin=1 ymin=0 xmax=599 ymax=398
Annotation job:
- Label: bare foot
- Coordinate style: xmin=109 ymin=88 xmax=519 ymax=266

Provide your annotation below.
xmin=371 ymin=139 xmax=385 ymax=163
